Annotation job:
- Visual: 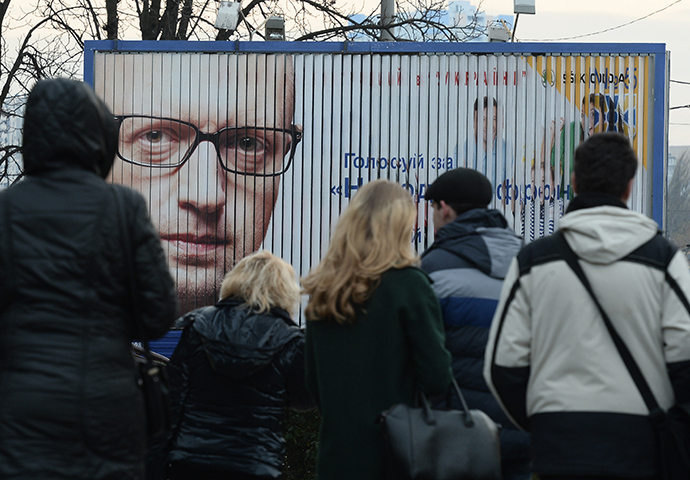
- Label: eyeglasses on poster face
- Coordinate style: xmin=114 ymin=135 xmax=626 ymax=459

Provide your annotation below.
xmin=114 ymin=115 xmax=302 ymax=176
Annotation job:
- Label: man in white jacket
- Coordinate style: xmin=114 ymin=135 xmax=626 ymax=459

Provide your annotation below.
xmin=484 ymin=132 xmax=690 ymax=480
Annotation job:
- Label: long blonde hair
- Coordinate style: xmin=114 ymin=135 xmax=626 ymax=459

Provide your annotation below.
xmin=302 ymin=179 xmax=418 ymax=323
xmin=220 ymin=250 xmax=300 ymax=315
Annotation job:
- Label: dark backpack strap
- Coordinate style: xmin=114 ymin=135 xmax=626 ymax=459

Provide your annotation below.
xmin=552 ymin=230 xmax=663 ymax=416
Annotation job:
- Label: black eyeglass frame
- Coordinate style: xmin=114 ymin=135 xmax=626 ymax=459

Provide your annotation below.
xmin=113 ymin=115 xmax=302 ymax=177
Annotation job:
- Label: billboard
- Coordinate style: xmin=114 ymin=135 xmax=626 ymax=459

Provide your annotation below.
xmin=85 ymin=41 xmax=667 ymax=331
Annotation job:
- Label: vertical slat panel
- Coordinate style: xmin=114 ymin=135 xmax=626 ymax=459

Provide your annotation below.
xmin=90 ymin=47 xmax=659 ymax=321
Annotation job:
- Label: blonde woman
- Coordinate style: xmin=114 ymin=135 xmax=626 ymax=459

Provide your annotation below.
xmin=150 ymin=251 xmax=312 ymax=480
xmin=302 ymin=179 xmax=453 ymax=480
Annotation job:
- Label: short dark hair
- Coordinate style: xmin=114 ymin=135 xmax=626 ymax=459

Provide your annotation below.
xmin=573 ymin=132 xmax=637 ymax=198
xmin=474 ymin=96 xmax=498 ymax=113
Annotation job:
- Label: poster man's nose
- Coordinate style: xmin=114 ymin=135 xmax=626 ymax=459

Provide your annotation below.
xmin=177 ymin=141 xmax=227 ymax=214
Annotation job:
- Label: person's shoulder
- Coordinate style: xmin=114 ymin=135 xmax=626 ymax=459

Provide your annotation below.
xmin=109 ymin=183 xmax=147 ymax=208
xmin=231 ymin=305 xmax=301 ymax=335
xmin=176 ymin=305 xmax=218 ymax=328
xmin=421 ymin=246 xmax=477 ymax=275
xmin=380 ymin=266 xmax=433 ymax=291
xmin=514 ymin=233 xmax=565 ymax=275
xmin=384 ymin=265 xmax=429 ymax=280
xmin=370 ymin=267 xmax=436 ymax=310
xmin=243 ymin=309 xmax=304 ymax=349
xmin=625 ymin=232 xmax=677 ymax=271
xmin=253 ymin=307 xmax=301 ymax=332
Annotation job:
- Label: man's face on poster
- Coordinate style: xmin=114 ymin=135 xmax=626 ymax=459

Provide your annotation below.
xmin=474 ymin=103 xmax=498 ymax=150
xmin=96 ymin=54 xmax=298 ymax=313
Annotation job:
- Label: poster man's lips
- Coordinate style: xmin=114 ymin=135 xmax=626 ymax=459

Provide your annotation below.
xmin=161 ymin=235 xmax=229 ymax=259
xmin=162 ymin=234 xmax=228 ymax=245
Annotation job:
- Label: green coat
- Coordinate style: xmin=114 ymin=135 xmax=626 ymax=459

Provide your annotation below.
xmin=305 ymin=267 xmax=453 ymax=480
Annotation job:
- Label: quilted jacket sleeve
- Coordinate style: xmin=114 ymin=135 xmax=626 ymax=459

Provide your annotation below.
xmin=278 ymin=335 xmax=315 ymax=411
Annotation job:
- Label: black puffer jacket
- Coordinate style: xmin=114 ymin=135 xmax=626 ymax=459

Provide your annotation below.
xmin=0 ymin=78 xmax=177 ymax=480
xmin=158 ymin=297 xmax=312 ymax=479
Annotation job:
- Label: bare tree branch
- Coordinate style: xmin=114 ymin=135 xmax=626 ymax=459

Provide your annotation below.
xmin=102 ymin=0 xmax=116 ymax=40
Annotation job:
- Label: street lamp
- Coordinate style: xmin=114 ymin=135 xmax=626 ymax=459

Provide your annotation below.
xmin=512 ymin=0 xmax=535 ymax=41
xmin=488 ymin=21 xmax=511 ymax=42
xmin=265 ymin=16 xmax=286 ymax=41
xmin=215 ymin=1 xmax=241 ymax=32
xmin=514 ymin=0 xmax=535 ymax=14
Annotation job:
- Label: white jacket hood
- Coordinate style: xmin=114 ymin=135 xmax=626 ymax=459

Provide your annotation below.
xmin=559 ymin=206 xmax=659 ymax=265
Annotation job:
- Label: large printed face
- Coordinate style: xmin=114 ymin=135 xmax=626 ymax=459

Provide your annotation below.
xmin=96 ymin=54 xmax=295 ymax=313
xmin=474 ymin=104 xmax=498 ymax=151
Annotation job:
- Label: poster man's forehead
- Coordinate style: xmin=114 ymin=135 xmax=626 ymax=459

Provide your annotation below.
xmin=95 ymin=53 xmax=293 ymax=128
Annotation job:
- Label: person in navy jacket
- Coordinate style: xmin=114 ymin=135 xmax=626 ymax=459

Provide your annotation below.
xmin=421 ymin=167 xmax=530 ymax=480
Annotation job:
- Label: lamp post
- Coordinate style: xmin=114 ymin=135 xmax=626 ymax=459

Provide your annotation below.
xmin=380 ymin=0 xmax=394 ymax=41
xmin=214 ymin=1 xmax=241 ymax=32
xmin=512 ymin=0 xmax=535 ymax=41
xmin=265 ymin=16 xmax=286 ymax=40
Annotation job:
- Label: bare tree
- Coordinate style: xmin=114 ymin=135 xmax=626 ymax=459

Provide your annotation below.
xmin=667 ymin=148 xmax=690 ymax=255
xmin=26 ymin=0 xmax=489 ymax=44
xmin=0 ymin=1 xmax=90 ymax=184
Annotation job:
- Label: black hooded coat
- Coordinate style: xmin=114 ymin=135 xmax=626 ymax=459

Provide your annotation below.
xmin=0 ymin=78 xmax=178 ymax=479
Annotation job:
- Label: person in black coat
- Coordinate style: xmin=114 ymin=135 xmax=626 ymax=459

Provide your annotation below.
xmin=0 ymin=78 xmax=178 ymax=479
xmin=149 ymin=250 xmax=312 ymax=480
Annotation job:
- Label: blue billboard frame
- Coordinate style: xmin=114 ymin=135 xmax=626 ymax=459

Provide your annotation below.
xmin=84 ymin=40 xmax=668 ymax=226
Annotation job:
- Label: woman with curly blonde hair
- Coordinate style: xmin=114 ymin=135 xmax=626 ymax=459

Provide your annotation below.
xmin=150 ymin=250 xmax=313 ymax=480
xmin=302 ymin=179 xmax=453 ymax=480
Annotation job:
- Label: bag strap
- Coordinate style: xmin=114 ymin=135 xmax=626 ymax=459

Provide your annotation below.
xmin=420 ymin=378 xmax=475 ymax=427
xmin=553 ymin=231 xmax=663 ymax=416
xmin=112 ymin=186 xmax=154 ymax=361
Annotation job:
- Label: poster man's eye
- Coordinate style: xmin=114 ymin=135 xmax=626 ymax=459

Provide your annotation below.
xmin=145 ymin=130 xmax=165 ymax=143
xmin=131 ymin=126 xmax=179 ymax=146
xmin=238 ymin=136 xmax=258 ymax=152
xmin=228 ymin=133 xmax=266 ymax=154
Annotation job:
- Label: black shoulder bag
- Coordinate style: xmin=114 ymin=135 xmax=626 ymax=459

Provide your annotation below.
xmin=554 ymin=231 xmax=690 ymax=480
xmin=112 ymin=186 xmax=172 ymax=440
xmin=379 ymin=378 xmax=502 ymax=480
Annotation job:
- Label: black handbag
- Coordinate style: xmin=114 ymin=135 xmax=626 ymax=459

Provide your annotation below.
xmin=113 ymin=186 xmax=172 ymax=440
xmin=555 ymin=231 xmax=690 ymax=480
xmin=134 ymin=352 xmax=171 ymax=440
xmin=379 ymin=378 xmax=502 ymax=480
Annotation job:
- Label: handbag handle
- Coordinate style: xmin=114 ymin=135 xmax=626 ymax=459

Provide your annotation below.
xmin=553 ymin=231 xmax=663 ymax=417
xmin=418 ymin=378 xmax=475 ymax=427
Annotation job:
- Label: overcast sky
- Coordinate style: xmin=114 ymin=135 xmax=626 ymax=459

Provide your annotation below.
xmin=473 ymin=0 xmax=690 ymax=145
